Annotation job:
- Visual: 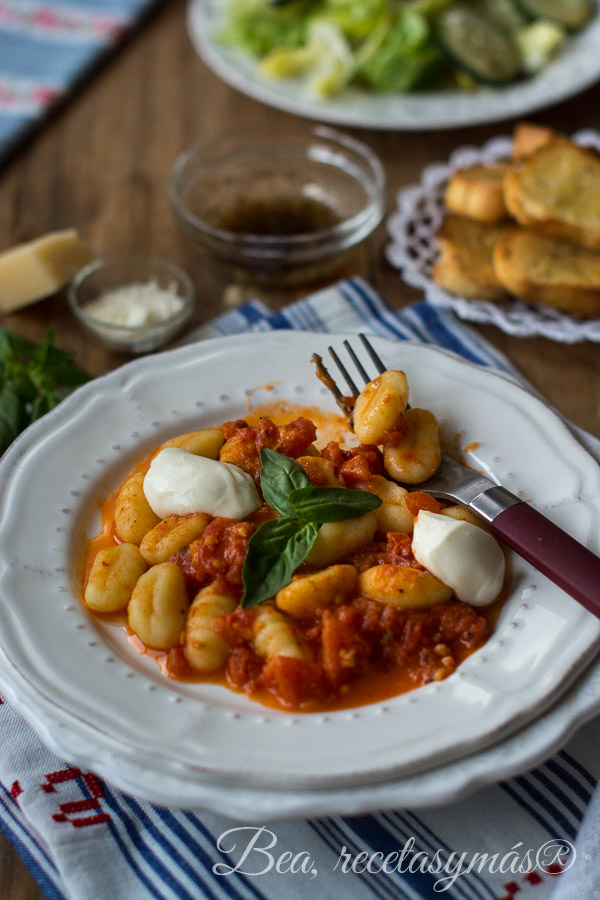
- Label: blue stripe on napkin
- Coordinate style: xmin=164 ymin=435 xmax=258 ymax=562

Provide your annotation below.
xmin=0 ymin=783 xmax=63 ymax=899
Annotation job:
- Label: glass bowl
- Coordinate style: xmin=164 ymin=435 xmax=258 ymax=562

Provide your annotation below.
xmin=168 ymin=125 xmax=385 ymax=286
xmin=68 ymin=256 xmax=195 ymax=354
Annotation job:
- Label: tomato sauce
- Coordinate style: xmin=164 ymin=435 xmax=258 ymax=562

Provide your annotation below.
xmin=81 ymin=405 xmax=496 ymax=713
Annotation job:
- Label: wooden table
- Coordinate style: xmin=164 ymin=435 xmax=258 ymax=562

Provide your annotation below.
xmin=1 ymin=2 xmax=599 ymax=896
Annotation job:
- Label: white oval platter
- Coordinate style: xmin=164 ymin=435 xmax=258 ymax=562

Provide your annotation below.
xmin=0 ymin=332 xmax=598 ymax=804
xmin=188 ymin=0 xmax=600 ymax=130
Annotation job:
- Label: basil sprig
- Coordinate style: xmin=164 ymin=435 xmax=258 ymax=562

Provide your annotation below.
xmin=0 ymin=327 xmax=91 ymax=455
xmin=240 ymin=448 xmax=381 ymax=609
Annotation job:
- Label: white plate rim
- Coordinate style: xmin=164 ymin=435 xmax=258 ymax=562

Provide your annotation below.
xmin=2 ymin=635 xmax=599 ymax=820
xmin=188 ymin=0 xmax=600 ymax=130
xmin=0 ymin=332 xmax=599 ymax=800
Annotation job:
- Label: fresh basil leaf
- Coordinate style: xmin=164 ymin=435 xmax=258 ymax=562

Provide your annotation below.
xmin=241 ymin=517 xmax=318 ymax=609
xmin=31 ymin=326 xmax=54 ymax=367
xmin=37 ymin=331 xmax=91 ymax=386
xmin=30 ymin=391 xmax=59 ymax=422
xmin=0 ymin=329 xmax=35 ymax=363
xmin=0 ymin=381 xmax=27 ymax=454
xmin=259 ymin=447 xmax=311 ymax=517
xmin=242 ymin=450 xmax=384 ymax=609
xmin=289 ymin=485 xmax=382 ymax=523
xmin=7 ymin=368 xmax=37 ymax=405
xmin=0 ymin=327 xmax=92 ymax=454
xmin=42 ymin=360 xmax=91 ymax=387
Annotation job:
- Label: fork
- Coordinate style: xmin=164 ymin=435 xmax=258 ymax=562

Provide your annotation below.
xmin=312 ymin=333 xmax=600 ymax=617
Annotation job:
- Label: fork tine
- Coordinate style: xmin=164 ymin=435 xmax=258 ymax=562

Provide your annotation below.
xmin=359 ymin=333 xmax=386 ymax=375
xmin=328 ymin=345 xmax=361 ymax=396
xmin=343 ymin=339 xmax=370 ymax=385
xmin=312 ymin=353 xmax=355 ymax=420
xmin=313 ymin=335 xmax=392 ymax=426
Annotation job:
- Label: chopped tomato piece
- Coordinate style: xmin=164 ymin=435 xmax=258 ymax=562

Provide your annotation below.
xmin=439 ymin=603 xmax=489 ymax=649
xmin=321 ymin=441 xmax=383 ymax=485
xmin=341 ymin=532 xmax=421 ymax=571
xmin=165 ymin=646 xmax=192 ymax=679
xmin=321 ymin=606 xmax=371 ymax=686
xmin=263 ymin=656 xmax=329 ymax=708
xmin=214 ymin=608 xmax=257 ymax=646
xmin=226 ymin=646 xmax=263 ymax=691
xmin=385 ymin=532 xmax=422 ymax=567
xmin=320 ymin=441 xmax=345 ymax=468
xmin=379 ymin=417 xmax=408 ymax=447
xmin=220 ymin=419 xmax=252 ymax=440
xmin=254 ymin=416 xmax=317 ymax=458
xmin=271 ymin=417 xmax=317 ymax=458
xmin=404 ymin=491 xmax=442 ymax=517
xmin=179 ymin=518 xmax=253 ymax=589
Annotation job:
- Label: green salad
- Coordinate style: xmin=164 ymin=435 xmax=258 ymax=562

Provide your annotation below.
xmin=220 ymin=0 xmax=596 ymax=96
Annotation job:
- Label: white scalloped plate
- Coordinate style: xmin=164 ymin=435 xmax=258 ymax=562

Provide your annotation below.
xmin=1 ymin=626 xmax=599 ymax=820
xmin=188 ymin=0 xmax=600 ymax=130
xmin=0 ymin=333 xmax=599 ymax=803
xmin=386 ymin=130 xmax=600 ymax=343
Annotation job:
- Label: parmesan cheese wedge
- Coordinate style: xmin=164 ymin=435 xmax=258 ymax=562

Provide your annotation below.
xmin=0 ymin=229 xmax=96 ymax=313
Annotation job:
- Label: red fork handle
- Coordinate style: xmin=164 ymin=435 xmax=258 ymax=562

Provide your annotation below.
xmin=491 ymin=502 xmax=600 ymax=617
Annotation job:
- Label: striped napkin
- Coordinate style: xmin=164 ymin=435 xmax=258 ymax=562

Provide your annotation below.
xmin=1 ymin=278 xmax=599 ymax=900
xmin=0 ymin=0 xmax=156 ymax=161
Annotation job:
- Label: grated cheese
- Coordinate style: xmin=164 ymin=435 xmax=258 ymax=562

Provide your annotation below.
xmin=85 ymin=280 xmax=184 ymax=327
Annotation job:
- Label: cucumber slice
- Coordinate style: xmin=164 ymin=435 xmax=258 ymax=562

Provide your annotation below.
xmin=479 ymin=0 xmax=528 ymax=31
xmin=436 ymin=6 xmax=523 ymax=83
xmin=515 ymin=0 xmax=594 ymax=29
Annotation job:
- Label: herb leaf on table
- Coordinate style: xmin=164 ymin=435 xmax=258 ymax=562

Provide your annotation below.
xmin=0 ymin=327 xmax=91 ymax=454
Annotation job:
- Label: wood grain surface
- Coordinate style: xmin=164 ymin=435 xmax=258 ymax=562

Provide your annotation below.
xmin=1 ymin=1 xmax=599 ymax=895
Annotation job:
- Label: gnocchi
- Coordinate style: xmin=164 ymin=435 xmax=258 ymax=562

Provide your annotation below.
xmin=276 ymin=565 xmax=358 ymax=618
xmin=139 ymin=513 xmax=210 ymax=565
xmin=218 ymin=433 xmax=256 ymax=475
xmin=305 ymin=511 xmax=377 ymax=568
xmin=114 ymin=473 xmax=160 ymax=544
xmin=82 ymin=371 xmax=496 ymax=712
xmin=84 ymin=543 xmax=147 ymax=613
xmin=383 ymin=408 xmax=442 ymax=484
xmin=359 ymin=564 xmax=453 ymax=607
xmin=128 ymin=562 xmax=189 ymax=650
xmin=253 ymin=606 xmax=309 ymax=661
xmin=353 ymin=370 xmax=408 ymax=445
xmin=160 ymin=428 xmax=224 ymax=459
xmin=441 ymin=505 xmax=487 ymax=530
xmin=360 ymin=474 xmax=414 ymax=534
xmin=297 ymin=456 xmax=341 ymax=487
xmin=184 ymin=585 xmax=236 ymax=671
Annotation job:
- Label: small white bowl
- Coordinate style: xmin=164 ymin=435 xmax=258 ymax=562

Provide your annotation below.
xmin=68 ymin=256 xmax=195 ymax=353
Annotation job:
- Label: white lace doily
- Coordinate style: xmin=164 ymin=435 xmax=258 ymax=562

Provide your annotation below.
xmin=385 ymin=130 xmax=600 ymax=343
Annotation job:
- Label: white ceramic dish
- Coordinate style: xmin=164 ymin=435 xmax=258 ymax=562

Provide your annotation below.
xmin=188 ymin=0 xmax=600 ymax=131
xmin=2 ymin=627 xmax=599 ymax=820
xmin=0 ymin=333 xmax=599 ymax=808
xmin=386 ymin=130 xmax=600 ymax=343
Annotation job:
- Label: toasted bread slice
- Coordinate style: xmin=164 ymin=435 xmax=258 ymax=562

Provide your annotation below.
xmin=445 ymin=163 xmax=511 ymax=223
xmin=493 ymin=229 xmax=600 ymax=318
xmin=512 ymin=122 xmax=556 ymax=160
xmin=504 ymin=140 xmax=600 ymax=251
xmin=433 ymin=215 xmax=510 ymax=302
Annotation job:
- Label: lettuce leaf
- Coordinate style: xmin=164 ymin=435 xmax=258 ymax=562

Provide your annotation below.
xmin=260 ymin=19 xmax=355 ymax=95
xmin=320 ymin=0 xmax=388 ymax=38
xmin=221 ymin=0 xmax=315 ymax=57
xmin=357 ymin=9 xmax=442 ymax=92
